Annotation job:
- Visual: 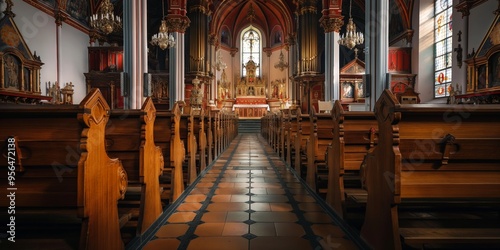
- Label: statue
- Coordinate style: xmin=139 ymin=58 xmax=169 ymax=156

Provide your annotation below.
xmin=46 ymin=81 xmax=62 ymax=104
xmin=61 ymin=82 xmax=74 ymax=104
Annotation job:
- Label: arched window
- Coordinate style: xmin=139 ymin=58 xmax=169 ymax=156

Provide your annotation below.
xmin=434 ymin=0 xmax=453 ymax=98
xmin=241 ymin=26 xmax=261 ymax=77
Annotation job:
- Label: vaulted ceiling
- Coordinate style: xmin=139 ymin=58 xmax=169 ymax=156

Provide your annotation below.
xmin=209 ymin=0 xmax=295 ymax=49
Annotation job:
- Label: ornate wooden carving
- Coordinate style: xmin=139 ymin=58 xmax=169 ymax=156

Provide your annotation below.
xmin=78 ymin=88 xmax=127 ymax=250
xmin=0 ymin=7 xmax=46 ymax=104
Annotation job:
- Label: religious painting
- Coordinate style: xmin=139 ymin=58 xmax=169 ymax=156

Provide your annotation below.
xmin=477 ymin=64 xmax=487 ymax=90
xmin=271 ymin=26 xmax=283 ymax=47
xmin=477 ymin=15 xmax=500 ymax=57
xmin=0 ymin=21 xmax=30 ymax=59
xmin=341 ymin=81 xmax=354 ymax=100
xmin=355 ymin=81 xmax=365 ymax=101
xmin=488 ymin=52 xmax=500 ymax=87
xmin=389 ymin=0 xmax=405 ymax=43
xmin=220 ymin=26 xmax=231 ymax=47
xmin=3 ymin=54 xmax=20 ymax=89
xmin=66 ymin=0 xmax=90 ymax=25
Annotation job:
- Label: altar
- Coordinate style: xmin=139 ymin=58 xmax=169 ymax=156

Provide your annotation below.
xmin=233 ymin=103 xmax=269 ymax=118
xmin=232 ymin=57 xmax=270 ymax=118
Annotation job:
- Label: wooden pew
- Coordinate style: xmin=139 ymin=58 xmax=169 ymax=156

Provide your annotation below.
xmin=176 ymin=108 xmax=197 ymax=186
xmin=193 ymin=109 xmax=207 ymax=172
xmin=212 ymin=110 xmax=221 ymax=157
xmin=0 ymin=89 xmax=127 ymax=250
xmin=275 ymin=112 xmax=283 ymax=155
xmin=325 ymin=100 xmax=377 ymax=219
xmin=105 ymin=98 xmax=163 ymax=236
xmin=294 ymin=108 xmax=311 ymax=178
xmin=280 ymin=109 xmax=291 ymax=160
xmin=154 ymin=103 xmax=185 ymax=201
xmin=360 ymin=90 xmax=500 ymax=250
xmin=205 ymin=109 xmax=214 ymax=163
xmin=287 ymin=108 xmax=300 ymax=167
xmin=306 ymin=106 xmax=334 ymax=193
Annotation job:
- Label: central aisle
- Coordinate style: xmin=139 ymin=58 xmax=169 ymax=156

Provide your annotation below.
xmin=136 ymin=134 xmax=363 ymax=250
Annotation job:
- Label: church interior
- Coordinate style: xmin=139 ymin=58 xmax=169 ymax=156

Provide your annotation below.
xmin=1 ymin=0 xmax=500 ymax=249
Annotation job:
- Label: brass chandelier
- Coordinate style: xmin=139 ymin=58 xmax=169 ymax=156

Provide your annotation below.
xmin=338 ymin=0 xmax=364 ymax=50
xmin=90 ymin=0 xmax=122 ymax=35
xmin=150 ymin=0 xmax=176 ymax=50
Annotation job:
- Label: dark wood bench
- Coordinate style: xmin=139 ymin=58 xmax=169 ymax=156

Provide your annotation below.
xmin=105 ymin=97 xmax=163 ymax=236
xmin=360 ymin=90 xmax=500 ymax=250
xmin=211 ymin=110 xmax=221 ymax=158
xmin=154 ymin=102 xmax=185 ymax=201
xmin=179 ymin=109 xmax=197 ymax=185
xmin=306 ymin=106 xmax=334 ymax=194
xmin=0 ymin=89 xmax=127 ymax=250
xmin=286 ymin=108 xmax=300 ymax=168
xmin=294 ymin=109 xmax=311 ymax=178
xmin=205 ymin=109 xmax=214 ymax=163
xmin=280 ymin=109 xmax=291 ymax=160
xmin=325 ymin=100 xmax=378 ymax=219
xmin=193 ymin=109 xmax=207 ymax=172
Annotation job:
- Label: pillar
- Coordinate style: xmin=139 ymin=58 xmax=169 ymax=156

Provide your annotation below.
xmin=365 ymin=0 xmax=389 ymax=110
xmin=320 ymin=3 xmax=343 ymax=101
xmin=123 ymin=0 xmax=147 ymax=109
xmin=166 ymin=0 xmax=190 ymax=108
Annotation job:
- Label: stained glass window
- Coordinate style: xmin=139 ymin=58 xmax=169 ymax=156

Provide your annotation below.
xmin=241 ymin=27 xmax=261 ymax=77
xmin=434 ymin=0 xmax=453 ymax=98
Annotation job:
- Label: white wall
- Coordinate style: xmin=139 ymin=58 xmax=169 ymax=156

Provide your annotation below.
xmin=60 ymin=24 xmax=89 ymax=102
xmin=12 ymin=1 xmax=88 ymax=103
xmin=413 ymin=0 xmax=437 ymax=103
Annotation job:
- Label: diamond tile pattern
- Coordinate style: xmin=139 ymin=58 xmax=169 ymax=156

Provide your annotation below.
xmin=140 ymin=134 xmax=359 ymax=250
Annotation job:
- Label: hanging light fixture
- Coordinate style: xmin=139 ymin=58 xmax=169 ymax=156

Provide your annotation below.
xmin=150 ymin=0 xmax=176 ymax=50
xmin=338 ymin=0 xmax=364 ymax=50
xmin=90 ymin=0 xmax=122 ymax=35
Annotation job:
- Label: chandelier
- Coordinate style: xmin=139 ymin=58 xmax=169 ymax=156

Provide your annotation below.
xmin=338 ymin=0 xmax=364 ymax=50
xmin=274 ymin=50 xmax=289 ymax=71
xmin=90 ymin=0 xmax=122 ymax=35
xmin=151 ymin=0 xmax=176 ymax=50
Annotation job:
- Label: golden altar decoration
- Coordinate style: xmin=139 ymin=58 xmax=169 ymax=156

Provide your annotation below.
xmin=236 ymin=59 xmax=266 ymax=97
xmin=234 ymin=58 xmax=268 ymax=118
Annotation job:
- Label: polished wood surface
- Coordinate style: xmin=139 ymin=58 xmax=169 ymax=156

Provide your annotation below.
xmin=325 ymin=100 xmax=377 ymax=219
xmin=106 ymin=98 xmax=163 ymax=235
xmin=360 ymin=90 xmax=500 ymax=249
xmin=0 ymin=89 xmax=126 ymax=250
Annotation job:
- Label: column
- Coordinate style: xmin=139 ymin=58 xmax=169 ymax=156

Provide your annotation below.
xmin=123 ymin=0 xmax=147 ymax=109
xmin=285 ymin=33 xmax=296 ymax=102
xmin=166 ymin=1 xmax=190 ymax=108
xmin=365 ymin=0 xmax=389 ymax=110
xmin=320 ymin=9 xmax=343 ymax=101
xmin=209 ymin=34 xmax=217 ymax=102
xmin=55 ymin=12 xmax=63 ymax=89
